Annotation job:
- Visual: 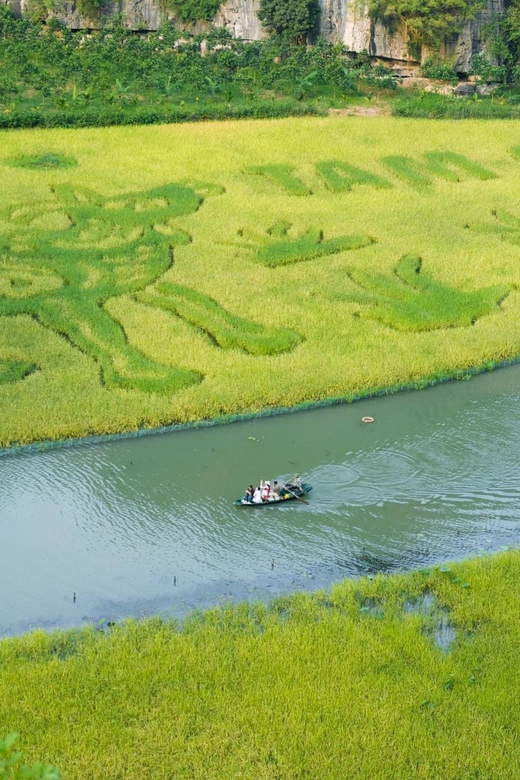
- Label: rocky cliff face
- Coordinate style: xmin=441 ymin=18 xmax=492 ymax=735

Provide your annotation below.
xmin=4 ymin=0 xmax=503 ymax=73
xmin=318 ymin=0 xmax=505 ymax=72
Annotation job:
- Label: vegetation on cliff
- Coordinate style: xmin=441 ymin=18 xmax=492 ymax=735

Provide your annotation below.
xmin=258 ymin=0 xmax=320 ymax=43
xmin=368 ymin=0 xmax=485 ymax=55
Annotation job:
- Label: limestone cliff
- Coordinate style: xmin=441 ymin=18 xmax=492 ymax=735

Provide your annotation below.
xmin=4 ymin=0 xmax=504 ymax=73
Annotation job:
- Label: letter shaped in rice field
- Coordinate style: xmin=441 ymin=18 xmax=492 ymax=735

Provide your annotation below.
xmin=0 ymin=183 xmax=301 ymax=393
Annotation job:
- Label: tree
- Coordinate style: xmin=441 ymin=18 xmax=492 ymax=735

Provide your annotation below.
xmin=368 ymin=0 xmax=485 ymax=55
xmin=258 ymin=0 xmax=320 ymax=44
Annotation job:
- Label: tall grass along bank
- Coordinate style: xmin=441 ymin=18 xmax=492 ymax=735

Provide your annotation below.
xmin=2 ymin=550 xmax=520 ymax=778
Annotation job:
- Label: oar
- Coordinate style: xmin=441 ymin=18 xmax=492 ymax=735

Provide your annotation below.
xmin=285 ymin=486 xmax=309 ymax=506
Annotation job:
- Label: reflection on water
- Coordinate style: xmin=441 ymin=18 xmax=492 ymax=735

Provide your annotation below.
xmin=1 ymin=364 xmax=520 ymax=636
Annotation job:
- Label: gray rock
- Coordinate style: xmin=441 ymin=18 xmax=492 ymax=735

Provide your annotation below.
xmin=477 ymin=83 xmax=499 ymax=95
xmin=455 ymin=82 xmax=477 ymax=95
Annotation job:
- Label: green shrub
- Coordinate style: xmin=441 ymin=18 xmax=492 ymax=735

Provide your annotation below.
xmin=0 ymin=733 xmax=60 ymax=780
xmin=258 ymin=0 xmax=320 ymax=43
xmin=75 ymin=0 xmax=106 ymax=19
xmin=167 ymin=0 xmax=223 ymax=23
xmin=470 ymin=54 xmax=507 ymax=84
xmin=420 ymin=57 xmax=458 ymax=84
xmin=0 ymin=102 xmax=321 ymax=131
xmin=368 ymin=0 xmax=484 ymax=53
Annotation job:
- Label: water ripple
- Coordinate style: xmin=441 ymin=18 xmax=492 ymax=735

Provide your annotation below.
xmin=3 ymin=363 xmax=520 ymax=635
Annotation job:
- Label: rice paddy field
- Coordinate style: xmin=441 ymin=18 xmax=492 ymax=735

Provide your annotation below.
xmin=1 ymin=549 xmax=520 ymax=778
xmin=2 ymin=116 xmax=520 ymax=448
xmin=4 ymin=115 xmax=520 ymax=778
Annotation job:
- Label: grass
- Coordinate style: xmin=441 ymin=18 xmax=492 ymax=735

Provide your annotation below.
xmin=137 ymin=282 xmax=303 ymax=355
xmin=234 ymin=222 xmax=375 ymax=267
xmin=5 ymin=152 xmax=77 ymax=169
xmin=316 ymin=160 xmax=392 ymax=192
xmin=337 ymin=253 xmax=511 ymax=331
xmin=391 ymin=91 xmax=520 ymax=119
xmin=0 ymin=359 xmax=36 ymax=385
xmin=2 ymin=549 xmax=520 ymax=778
xmin=3 ymin=116 xmax=520 ymax=447
xmin=379 ymin=152 xmax=496 ymax=189
xmin=245 ymin=165 xmax=312 ymax=196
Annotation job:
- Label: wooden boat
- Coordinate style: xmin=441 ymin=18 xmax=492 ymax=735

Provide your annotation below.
xmin=234 ymin=483 xmax=312 ymax=506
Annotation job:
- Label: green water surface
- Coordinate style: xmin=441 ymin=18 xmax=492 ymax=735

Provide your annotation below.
xmin=1 ymin=365 xmax=520 ymax=636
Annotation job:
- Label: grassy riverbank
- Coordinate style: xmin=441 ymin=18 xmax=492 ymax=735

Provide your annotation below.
xmin=1 ymin=549 xmax=520 ymax=778
xmin=3 ymin=116 xmax=520 ymax=448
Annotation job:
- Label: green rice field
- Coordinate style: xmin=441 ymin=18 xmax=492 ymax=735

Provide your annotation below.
xmin=3 ymin=116 xmax=520 ymax=447
xmin=2 ymin=550 xmax=520 ymax=779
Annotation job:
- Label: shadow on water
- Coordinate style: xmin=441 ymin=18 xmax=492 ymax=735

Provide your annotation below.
xmin=2 ymin=363 xmax=520 ymax=635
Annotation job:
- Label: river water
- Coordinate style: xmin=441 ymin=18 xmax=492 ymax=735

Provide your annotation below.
xmin=2 ymin=365 xmax=520 ymax=636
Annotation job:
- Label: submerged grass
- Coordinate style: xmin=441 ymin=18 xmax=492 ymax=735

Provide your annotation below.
xmin=2 ymin=550 xmax=520 ymax=778
xmin=2 ymin=116 xmax=520 ymax=447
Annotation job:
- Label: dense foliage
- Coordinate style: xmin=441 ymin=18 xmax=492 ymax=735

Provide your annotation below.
xmin=0 ymin=8 xmax=394 ymax=129
xmin=167 ymin=0 xmax=223 ymax=23
xmin=420 ymin=56 xmax=459 ymax=84
xmin=474 ymin=0 xmax=520 ymax=85
xmin=258 ymin=0 xmax=320 ymax=43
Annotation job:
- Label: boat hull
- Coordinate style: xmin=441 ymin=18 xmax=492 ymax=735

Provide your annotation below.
xmin=234 ymin=483 xmax=312 ymax=506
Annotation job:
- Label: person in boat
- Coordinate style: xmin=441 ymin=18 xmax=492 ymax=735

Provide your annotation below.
xmin=252 ymin=486 xmax=263 ymax=504
xmin=272 ymin=481 xmax=283 ymax=498
xmin=285 ymin=476 xmax=302 ymax=493
xmin=261 ymin=480 xmax=271 ymax=500
xmin=243 ymin=485 xmax=254 ymax=503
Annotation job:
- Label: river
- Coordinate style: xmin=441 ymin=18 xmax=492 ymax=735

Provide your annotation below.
xmin=1 ymin=364 xmax=520 ymax=636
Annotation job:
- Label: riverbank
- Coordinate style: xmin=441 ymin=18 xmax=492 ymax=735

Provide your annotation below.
xmin=2 ymin=116 xmax=520 ymax=449
xmin=2 ymin=548 xmax=520 ymax=778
